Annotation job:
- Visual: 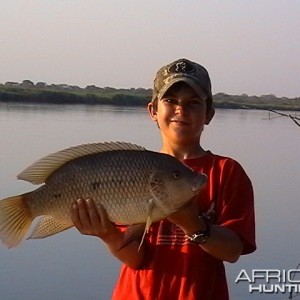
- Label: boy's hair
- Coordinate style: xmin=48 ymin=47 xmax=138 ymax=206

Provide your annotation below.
xmin=151 ymin=58 xmax=213 ymax=110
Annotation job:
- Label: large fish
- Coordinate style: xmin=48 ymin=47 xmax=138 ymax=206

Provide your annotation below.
xmin=0 ymin=142 xmax=207 ymax=248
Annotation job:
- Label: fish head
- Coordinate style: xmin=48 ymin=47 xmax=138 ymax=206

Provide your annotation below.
xmin=149 ymin=155 xmax=207 ymax=215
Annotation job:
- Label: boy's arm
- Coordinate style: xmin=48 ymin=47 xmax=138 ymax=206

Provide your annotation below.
xmin=71 ymin=198 xmax=146 ymax=269
xmin=167 ymin=201 xmax=243 ymax=263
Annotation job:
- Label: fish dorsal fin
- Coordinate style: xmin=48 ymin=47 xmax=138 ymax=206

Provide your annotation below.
xmin=17 ymin=142 xmax=146 ymax=184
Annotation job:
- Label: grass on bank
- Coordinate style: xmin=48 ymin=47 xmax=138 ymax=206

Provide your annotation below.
xmin=0 ymin=84 xmax=299 ymax=111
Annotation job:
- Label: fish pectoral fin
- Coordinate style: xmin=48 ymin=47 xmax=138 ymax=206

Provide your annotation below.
xmin=137 ymin=198 xmax=155 ymax=250
xmin=119 ymin=199 xmax=155 ymax=252
xmin=138 ymin=215 xmax=153 ymax=251
xmin=118 ymin=224 xmax=145 ymax=251
xmin=28 ymin=216 xmax=73 ymax=240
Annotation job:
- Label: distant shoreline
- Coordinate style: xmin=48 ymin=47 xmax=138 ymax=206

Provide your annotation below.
xmin=1 ymin=82 xmax=299 ymax=111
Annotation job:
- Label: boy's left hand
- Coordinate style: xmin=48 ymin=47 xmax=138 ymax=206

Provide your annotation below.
xmin=167 ymin=197 xmax=206 ymax=236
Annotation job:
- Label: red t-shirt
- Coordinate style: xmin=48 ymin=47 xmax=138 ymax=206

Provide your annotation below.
xmin=112 ymin=152 xmax=256 ymax=300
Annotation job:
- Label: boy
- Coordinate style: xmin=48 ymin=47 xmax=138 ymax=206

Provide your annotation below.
xmin=71 ymin=58 xmax=256 ymax=299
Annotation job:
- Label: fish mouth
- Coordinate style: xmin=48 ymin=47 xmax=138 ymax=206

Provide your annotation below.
xmin=192 ymin=173 xmax=207 ymax=192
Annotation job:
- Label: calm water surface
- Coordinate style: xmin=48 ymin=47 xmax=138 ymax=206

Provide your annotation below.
xmin=0 ymin=103 xmax=299 ymax=300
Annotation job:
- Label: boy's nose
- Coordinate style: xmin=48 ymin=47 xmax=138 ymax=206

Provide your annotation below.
xmin=175 ymin=103 xmax=187 ymax=114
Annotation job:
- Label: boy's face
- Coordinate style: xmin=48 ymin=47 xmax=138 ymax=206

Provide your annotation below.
xmin=148 ymin=83 xmax=214 ymax=145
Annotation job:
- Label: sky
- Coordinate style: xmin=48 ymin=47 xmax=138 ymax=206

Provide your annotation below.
xmin=1 ymin=0 xmax=300 ymax=98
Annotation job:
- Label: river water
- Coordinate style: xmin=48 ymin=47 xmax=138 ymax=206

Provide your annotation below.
xmin=0 ymin=103 xmax=299 ymax=300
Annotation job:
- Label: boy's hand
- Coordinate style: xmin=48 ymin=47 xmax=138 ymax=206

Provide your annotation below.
xmin=71 ymin=198 xmax=118 ymax=243
xmin=71 ymin=199 xmax=146 ymax=269
xmin=167 ymin=198 xmax=206 ymax=236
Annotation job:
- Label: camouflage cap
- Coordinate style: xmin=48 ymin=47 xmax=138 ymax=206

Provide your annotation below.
xmin=151 ymin=58 xmax=213 ymax=106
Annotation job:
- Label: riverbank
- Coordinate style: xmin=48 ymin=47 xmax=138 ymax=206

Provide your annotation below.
xmin=0 ymin=83 xmax=299 ymax=111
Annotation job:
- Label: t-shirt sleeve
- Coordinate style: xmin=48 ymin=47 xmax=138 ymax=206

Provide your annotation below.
xmin=216 ymin=159 xmax=256 ymax=255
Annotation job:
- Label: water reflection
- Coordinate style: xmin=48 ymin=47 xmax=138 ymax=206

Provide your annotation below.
xmin=0 ymin=104 xmax=299 ymax=300
xmin=0 ymin=102 xmax=146 ymax=114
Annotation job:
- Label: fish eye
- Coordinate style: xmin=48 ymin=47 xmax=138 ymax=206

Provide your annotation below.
xmin=172 ymin=170 xmax=181 ymax=180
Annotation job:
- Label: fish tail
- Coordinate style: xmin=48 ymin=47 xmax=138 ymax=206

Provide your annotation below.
xmin=0 ymin=195 xmax=33 ymax=248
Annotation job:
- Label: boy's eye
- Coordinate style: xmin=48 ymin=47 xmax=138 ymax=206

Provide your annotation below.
xmin=162 ymin=98 xmax=205 ymax=106
xmin=163 ymin=98 xmax=177 ymax=105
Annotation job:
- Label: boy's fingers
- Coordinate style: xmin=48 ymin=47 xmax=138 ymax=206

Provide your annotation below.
xmin=97 ymin=203 xmax=110 ymax=228
xmin=71 ymin=198 xmax=114 ymax=237
xmin=76 ymin=199 xmax=91 ymax=225
xmin=86 ymin=199 xmax=102 ymax=227
xmin=71 ymin=200 xmax=83 ymax=230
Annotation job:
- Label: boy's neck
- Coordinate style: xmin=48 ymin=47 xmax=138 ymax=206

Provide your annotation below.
xmin=160 ymin=142 xmax=207 ymax=161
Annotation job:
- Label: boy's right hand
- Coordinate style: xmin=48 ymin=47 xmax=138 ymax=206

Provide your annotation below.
xmin=71 ymin=198 xmax=119 ymax=243
xmin=71 ymin=198 xmax=146 ymax=269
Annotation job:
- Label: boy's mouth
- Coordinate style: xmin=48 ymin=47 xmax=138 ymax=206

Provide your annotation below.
xmin=170 ymin=118 xmax=190 ymax=125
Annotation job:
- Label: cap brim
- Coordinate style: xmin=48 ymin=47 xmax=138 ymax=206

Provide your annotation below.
xmin=157 ymin=77 xmax=208 ymax=102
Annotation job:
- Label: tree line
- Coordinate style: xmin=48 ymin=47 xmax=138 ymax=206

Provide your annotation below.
xmin=0 ymin=80 xmax=299 ymax=111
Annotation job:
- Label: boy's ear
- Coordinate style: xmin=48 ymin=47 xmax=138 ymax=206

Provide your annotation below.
xmin=147 ymin=102 xmax=158 ymax=121
xmin=205 ymin=107 xmax=215 ymax=125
